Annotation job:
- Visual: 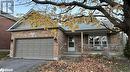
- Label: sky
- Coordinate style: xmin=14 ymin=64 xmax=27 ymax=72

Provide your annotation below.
xmin=0 ymin=0 xmax=123 ymax=27
xmin=4 ymin=0 xmax=99 ymax=17
xmin=0 ymin=0 xmax=37 ymax=17
xmin=13 ymin=0 xmax=35 ymax=17
xmin=0 ymin=0 xmax=123 ymax=17
xmin=11 ymin=0 xmax=121 ymax=26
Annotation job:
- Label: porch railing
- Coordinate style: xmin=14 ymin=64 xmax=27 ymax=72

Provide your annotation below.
xmin=83 ymin=44 xmax=123 ymax=52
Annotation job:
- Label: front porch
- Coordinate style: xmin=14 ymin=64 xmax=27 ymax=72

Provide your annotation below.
xmin=62 ymin=29 xmax=124 ymax=56
xmin=62 ymin=45 xmax=123 ymax=58
xmin=63 ymin=44 xmax=123 ymax=56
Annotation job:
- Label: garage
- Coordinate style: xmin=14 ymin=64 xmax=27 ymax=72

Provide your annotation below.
xmin=15 ymin=38 xmax=54 ymax=59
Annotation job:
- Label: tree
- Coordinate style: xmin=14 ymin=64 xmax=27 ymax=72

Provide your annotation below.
xmin=31 ymin=0 xmax=130 ymax=57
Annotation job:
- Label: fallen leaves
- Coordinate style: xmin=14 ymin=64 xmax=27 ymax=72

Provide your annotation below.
xmin=30 ymin=55 xmax=130 ymax=72
xmin=40 ymin=56 xmax=112 ymax=72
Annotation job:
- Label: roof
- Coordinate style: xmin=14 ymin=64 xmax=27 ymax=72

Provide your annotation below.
xmin=65 ymin=29 xmax=108 ymax=35
xmin=62 ymin=24 xmax=106 ymax=30
xmin=0 ymin=11 xmax=18 ymax=21
xmin=7 ymin=9 xmax=112 ymax=33
xmin=8 ymin=9 xmax=61 ymax=31
xmin=8 ymin=9 xmax=34 ymax=31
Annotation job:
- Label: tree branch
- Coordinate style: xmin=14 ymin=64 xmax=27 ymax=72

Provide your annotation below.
xmin=15 ymin=1 xmax=32 ymax=6
xmin=99 ymin=0 xmax=123 ymax=7
xmin=32 ymin=0 xmax=124 ymax=30
xmin=101 ymin=21 xmax=120 ymax=33
xmin=32 ymin=0 xmax=101 ymax=10
xmin=98 ymin=7 xmax=123 ymax=29
xmin=53 ymin=14 xmax=106 ymax=22
xmin=82 ymin=0 xmax=87 ymax=3
xmin=58 ymin=6 xmax=76 ymax=15
xmin=112 ymin=11 xmax=123 ymax=16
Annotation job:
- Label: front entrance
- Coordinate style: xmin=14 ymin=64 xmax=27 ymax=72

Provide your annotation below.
xmin=68 ymin=36 xmax=75 ymax=51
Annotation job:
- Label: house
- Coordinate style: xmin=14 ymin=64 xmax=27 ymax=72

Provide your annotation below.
xmin=8 ymin=10 xmax=126 ymax=60
xmin=0 ymin=13 xmax=17 ymax=51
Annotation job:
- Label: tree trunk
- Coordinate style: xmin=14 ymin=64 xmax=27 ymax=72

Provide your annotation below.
xmin=123 ymin=0 xmax=130 ymax=45
xmin=126 ymin=32 xmax=130 ymax=45
xmin=123 ymin=1 xmax=130 ymax=57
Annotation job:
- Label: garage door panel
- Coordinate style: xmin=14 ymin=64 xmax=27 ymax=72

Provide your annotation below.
xmin=15 ymin=38 xmax=54 ymax=59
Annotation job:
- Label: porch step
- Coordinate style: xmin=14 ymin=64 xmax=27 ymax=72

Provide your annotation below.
xmin=63 ymin=52 xmax=82 ymax=55
xmin=62 ymin=54 xmax=81 ymax=57
xmin=87 ymin=51 xmax=103 ymax=55
xmin=61 ymin=52 xmax=81 ymax=60
xmin=62 ymin=52 xmax=82 ymax=57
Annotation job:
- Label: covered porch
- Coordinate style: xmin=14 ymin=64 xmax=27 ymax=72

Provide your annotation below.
xmin=64 ymin=29 xmax=123 ymax=55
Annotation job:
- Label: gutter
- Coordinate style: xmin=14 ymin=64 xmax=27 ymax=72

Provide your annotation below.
xmin=7 ymin=27 xmax=65 ymax=32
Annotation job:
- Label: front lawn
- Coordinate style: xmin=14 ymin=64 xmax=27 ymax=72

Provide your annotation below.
xmin=0 ymin=51 xmax=9 ymax=60
xmin=30 ymin=55 xmax=130 ymax=72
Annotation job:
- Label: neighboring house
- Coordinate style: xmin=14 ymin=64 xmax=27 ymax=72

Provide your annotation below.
xmin=8 ymin=10 xmax=126 ymax=60
xmin=0 ymin=13 xmax=17 ymax=51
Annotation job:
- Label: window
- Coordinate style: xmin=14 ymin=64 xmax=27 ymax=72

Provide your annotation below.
xmin=89 ymin=36 xmax=108 ymax=48
xmin=101 ymin=36 xmax=107 ymax=47
xmin=89 ymin=37 xmax=93 ymax=47
xmin=102 ymin=41 xmax=107 ymax=47
xmin=94 ymin=37 xmax=100 ymax=46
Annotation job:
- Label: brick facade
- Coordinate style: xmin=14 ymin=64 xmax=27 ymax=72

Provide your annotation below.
xmin=10 ymin=28 xmax=124 ymax=58
xmin=108 ymin=33 xmax=121 ymax=45
xmin=0 ymin=15 xmax=16 ymax=50
xmin=57 ymin=30 xmax=67 ymax=54
xmin=107 ymin=33 xmax=123 ymax=52
xmin=10 ymin=29 xmax=64 ymax=58
xmin=74 ymin=35 xmax=81 ymax=52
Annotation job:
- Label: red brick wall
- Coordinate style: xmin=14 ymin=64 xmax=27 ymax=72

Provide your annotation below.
xmin=74 ymin=35 xmax=81 ymax=52
xmin=57 ymin=30 xmax=67 ymax=54
xmin=0 ymin=16 xmax=15 ymax=50
xmin=10 ymin=29 xmax=59 ymax=58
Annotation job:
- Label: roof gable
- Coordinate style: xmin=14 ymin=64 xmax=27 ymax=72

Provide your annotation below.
xmin=8 ymin=10 xmax=43 ymax=30
xmin=8 ymin=9 xmax=58 ymax=31
xmin=8 ymin=9 xmax=34 ymax=31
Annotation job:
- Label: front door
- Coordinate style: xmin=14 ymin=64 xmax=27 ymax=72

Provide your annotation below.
xmin=68 ymin=36 xmax=75 ymax=51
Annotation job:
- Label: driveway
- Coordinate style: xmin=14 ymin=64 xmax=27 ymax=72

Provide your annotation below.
xmin=0 ymin=58 xmax=48 ymax=72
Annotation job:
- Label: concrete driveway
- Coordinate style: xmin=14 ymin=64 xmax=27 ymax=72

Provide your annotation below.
xmin=0 ymin=58 xmax=48 ymax=72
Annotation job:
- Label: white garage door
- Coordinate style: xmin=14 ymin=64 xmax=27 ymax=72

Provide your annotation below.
xmin=15 ymin=38 xmax=54 ymax=59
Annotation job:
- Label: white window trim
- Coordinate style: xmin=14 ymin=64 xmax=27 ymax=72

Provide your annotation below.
xmin=88 ymin=36 xmax=108 ymax=48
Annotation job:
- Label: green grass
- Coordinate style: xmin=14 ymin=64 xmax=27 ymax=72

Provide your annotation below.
xmin=0 ymin=51 xmax=9 ymax=60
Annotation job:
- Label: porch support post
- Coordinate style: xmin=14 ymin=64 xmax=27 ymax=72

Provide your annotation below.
xmin=81 ymin=32 xmax=84 ymax=53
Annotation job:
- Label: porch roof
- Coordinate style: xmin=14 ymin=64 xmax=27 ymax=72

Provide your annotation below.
xmin=65 ymin=29 xmax=109 ymax=36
